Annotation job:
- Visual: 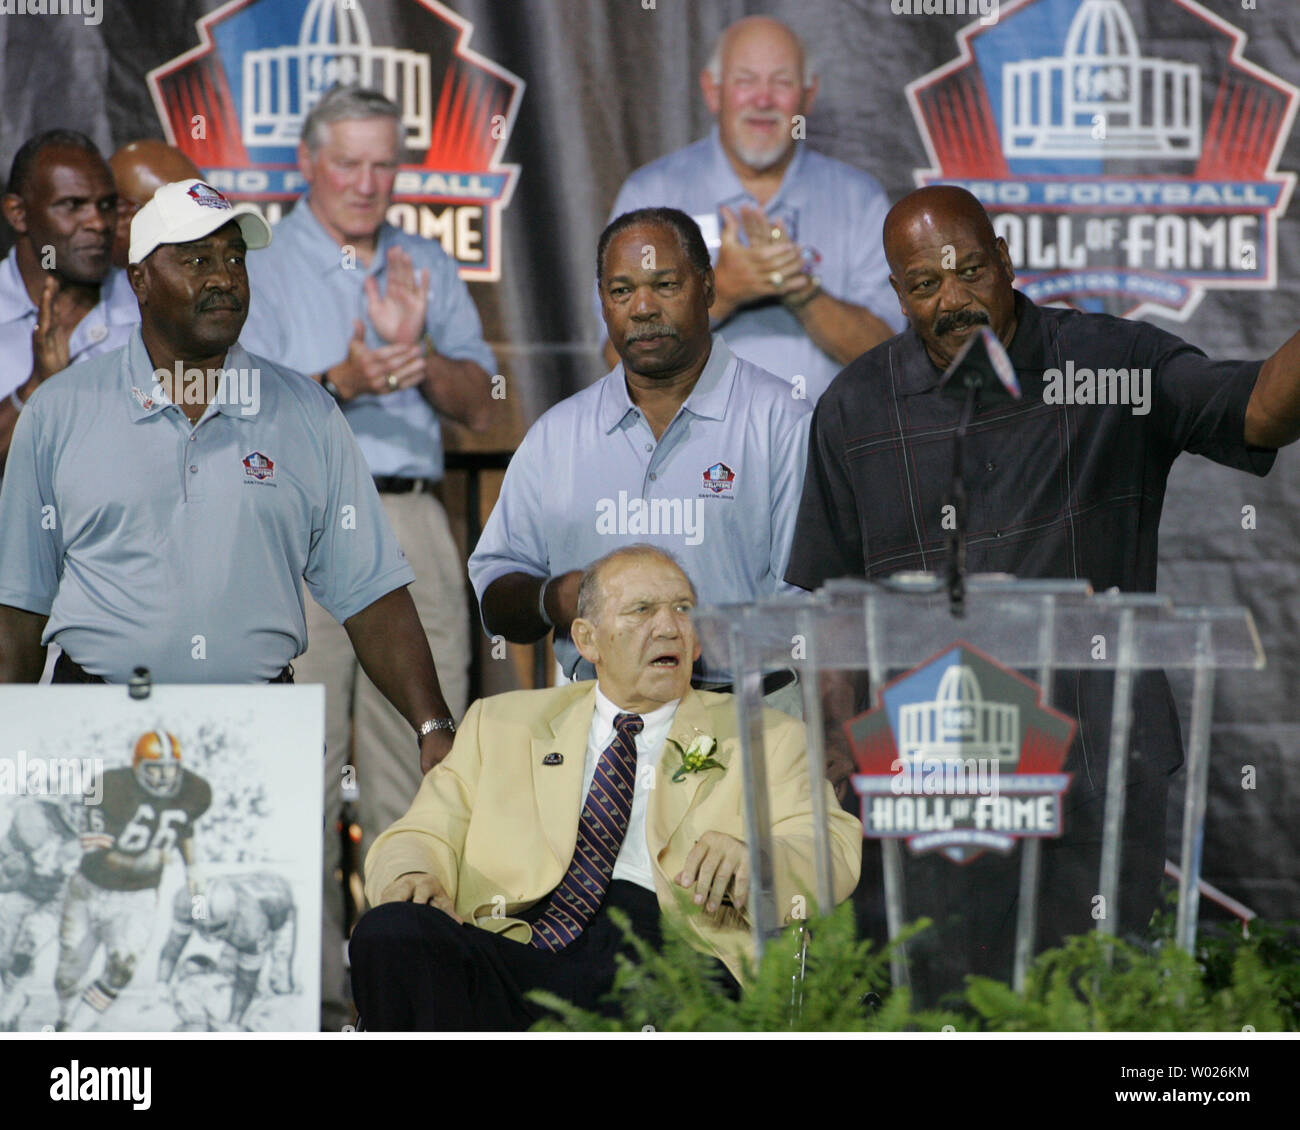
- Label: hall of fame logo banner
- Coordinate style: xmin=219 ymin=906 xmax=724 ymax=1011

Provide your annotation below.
xmin=147 ymin=0 xmax=524 ymax=280
xmin=846 ymin=642 xmax=1076 ymax=864
xmin=907 ymin=0 xmax=1296 ymax=319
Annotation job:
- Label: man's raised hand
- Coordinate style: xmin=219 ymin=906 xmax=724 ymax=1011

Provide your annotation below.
xmin=711 ymin=206 xmax=809 ymax=321
xmin=31 ymin=276 xmax=72 ymax=384
xmin=377 ymin=871 xmax=463 ymax=922
xmin=365 ymin=246 xmax=430 ymax=346
xmin=332 ymin=319 xmax=426 ymax=399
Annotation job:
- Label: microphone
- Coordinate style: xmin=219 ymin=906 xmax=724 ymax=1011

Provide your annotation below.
xmin=938 ymin=327 xmax=1019 ymax=617
xmin=938 ymin=325 xmax=1020 ymax=406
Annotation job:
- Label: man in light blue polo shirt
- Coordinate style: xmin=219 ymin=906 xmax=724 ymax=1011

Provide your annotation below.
xmin=471 ymin=207 xmax=809 ymax=696
xmin=0 ymin=176 xmax=458 ymax=744
xmin=599 ymin=16 xmax=903 ymax=402
xmin=0 ymin=130 xmax=138 ymax=471
xmin=239 ymin=84 xmax=495 ymax=1030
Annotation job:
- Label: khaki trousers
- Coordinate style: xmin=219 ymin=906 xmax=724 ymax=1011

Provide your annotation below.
xmin=301 ymin=491 xmax=470 ymax=1029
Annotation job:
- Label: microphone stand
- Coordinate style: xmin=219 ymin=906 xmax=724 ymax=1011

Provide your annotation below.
xmin=945 ymin=381 xmax=978 ymax=619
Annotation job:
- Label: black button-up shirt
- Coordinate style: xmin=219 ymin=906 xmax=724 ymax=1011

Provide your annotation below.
xmin=787 ymin=290 xmax=1274 ymax=592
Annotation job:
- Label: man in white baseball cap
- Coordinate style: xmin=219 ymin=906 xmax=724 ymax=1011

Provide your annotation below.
xmin=128 ymin=177 xmax=271 ymax=265
xmin=0 ymin=180 xmax=460 ymax=1031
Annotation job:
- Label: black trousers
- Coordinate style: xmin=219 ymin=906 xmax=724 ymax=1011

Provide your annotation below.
xmin=351 ymin=881 xmax=687 ymax=1031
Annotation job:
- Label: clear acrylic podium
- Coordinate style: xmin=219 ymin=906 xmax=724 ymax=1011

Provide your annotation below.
xmin=692 ymin=574 xmax=1264 ymax=995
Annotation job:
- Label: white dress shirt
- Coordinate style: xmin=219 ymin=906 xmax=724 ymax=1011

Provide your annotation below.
xmin=582 ymin=686 xmax=679 ymax=892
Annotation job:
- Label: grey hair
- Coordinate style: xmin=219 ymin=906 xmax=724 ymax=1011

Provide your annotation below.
xmin=575 ymin=545 xmax=697 ymax=625
xmin=704 ymin=21 xmax=817 ymax=85
xmin=300 ymin=84 xmax=402 ymax=152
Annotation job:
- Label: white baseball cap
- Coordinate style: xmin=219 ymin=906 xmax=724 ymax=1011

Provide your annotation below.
xmin=129 ymin=178 xmax=272 ymax=265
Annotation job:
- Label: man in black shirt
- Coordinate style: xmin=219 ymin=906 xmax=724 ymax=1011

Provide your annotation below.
xmin=788 ymin=186 xmax=1296 ymax=996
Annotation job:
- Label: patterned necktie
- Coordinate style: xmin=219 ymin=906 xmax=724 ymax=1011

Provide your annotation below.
xmin=529 ymin=711 xmax=644 ymax=952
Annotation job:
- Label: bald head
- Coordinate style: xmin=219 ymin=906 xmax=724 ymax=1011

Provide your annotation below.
xmin=883 ymin=186 xmax=998 ymax=276
xmin=883 ymin=186 xmax=1017 ymax=370
xmin=109 ymin=140 xmax=202 ymax=268
xmin=707 ymin=17 xmax=810 ymax=83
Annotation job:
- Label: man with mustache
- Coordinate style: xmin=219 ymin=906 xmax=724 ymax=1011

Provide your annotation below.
xmin=0 ymin=131 xmax=139 ymax=473
xmin=352 ymin=545 xmax=861 ymax=1030
xmin=470 ymin=208 xmax=809 ymax=708
xmin=787 ymin=184 xmax=1297 ymax=997
xmin=599 ymin=16 xmax=902 ymax=402
xmin=0 ymin=180 xmax=457 ymax=773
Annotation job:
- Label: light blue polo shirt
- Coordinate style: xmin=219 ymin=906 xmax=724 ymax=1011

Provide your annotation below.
xmin=241 ymin=197 xmax=497 ymax=480
xmin=468 ymin=336 xmax=810 ymax=679
xmin=0 ymin=249 xmax=139 ymax=399
xmin=603 ymin=128 xmax=904 ymax=402
xmin=0 ymin=329 xmax=414 ymax=683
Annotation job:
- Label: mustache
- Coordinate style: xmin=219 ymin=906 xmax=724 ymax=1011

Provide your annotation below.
xmin=199 ymin=293 xmax=243 ymax=312
xmin=933 ymin=308 xmax=990 ymax=336
xmin=625 ymin=325 xmax=679 ymax=342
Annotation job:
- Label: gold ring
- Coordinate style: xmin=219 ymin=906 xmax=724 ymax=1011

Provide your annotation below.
xmin=387 ymin=374 xmax=399 ymax=389
xmin=770 ymin=271 xmax=784 ymax=288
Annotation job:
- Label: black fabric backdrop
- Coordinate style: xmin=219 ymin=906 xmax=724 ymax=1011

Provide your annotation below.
xmin=0 ymin=0 xmax=1295 ymax=919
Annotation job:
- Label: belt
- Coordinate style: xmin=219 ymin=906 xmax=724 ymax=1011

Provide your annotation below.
xmin=691 ymin=669 xmax=797 ymax=697
xmin=373 ymin=475 xmax=441 ymax=496
xmin=52 ymin=653 xmax=295 ymax=685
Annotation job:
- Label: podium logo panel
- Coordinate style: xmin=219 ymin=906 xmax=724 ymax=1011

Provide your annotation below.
xmin=846 ymin=641 xmax=1075 ymax=863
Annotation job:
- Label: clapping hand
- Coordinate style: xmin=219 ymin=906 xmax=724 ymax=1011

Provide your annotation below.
xmin=30 ymin=277 xmax=72 ymax=384
xmin=712 ymin=205 xmax=810 ymax=316
xmin=365 ymin=246 xmax=430 ymax=346
xmin=331 ymin=320 xmax=426 ymax=399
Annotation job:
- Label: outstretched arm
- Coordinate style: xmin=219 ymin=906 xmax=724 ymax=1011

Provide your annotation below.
xmin=1246 ymin=333 xmax=1300 ymax=448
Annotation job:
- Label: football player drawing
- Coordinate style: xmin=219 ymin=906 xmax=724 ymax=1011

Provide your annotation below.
xmin=0 ymin=796 xmax=83 ymax=1030
xmin=157 ymin=871 xmax=297 ymax=1030
xmin=54 ymin=731 xmax=210 ymax=1031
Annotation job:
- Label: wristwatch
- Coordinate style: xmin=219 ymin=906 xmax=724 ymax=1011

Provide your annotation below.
xmin=320 ymin=372 xmax=344 ymax=402
xmin=416 ymin=718 xmax=456 ymax=741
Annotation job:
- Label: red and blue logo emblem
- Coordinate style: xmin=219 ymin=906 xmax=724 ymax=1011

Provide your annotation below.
xmin=242 ymin=451 xmax=275 ymax=481
xmin=187 ymin=181 xmax=232 ymax=210
xmin=702 ymin=462 xmax=736 ymax=495
xmin=906 ymin=0 xmax=1296 ymax=321
xmin=846 ymin=642 xmax=1076 ymax=863
xmin=147 ymin=0 xmax=523 ymax=280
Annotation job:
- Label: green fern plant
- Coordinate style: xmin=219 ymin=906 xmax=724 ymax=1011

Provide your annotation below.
xmin=528 ymin=898 xmax=959 ymax=1032
xmin=527 ymin=896 xmax=1299 ymax=1032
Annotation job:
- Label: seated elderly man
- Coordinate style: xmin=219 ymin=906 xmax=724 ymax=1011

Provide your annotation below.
xmin=351 ymin=545 xmax=861 ymax=1030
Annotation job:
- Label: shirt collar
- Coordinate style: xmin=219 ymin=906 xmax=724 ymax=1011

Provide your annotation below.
xmin=69 ymin=267 xmax=141 ymax=353
xmin=122 ymin=328 xmax=261 ymax=422
xmin=593 ymin=683 xmax=680 ymax=734
xmin=598 ymin=334 xmax=736 ymax=432
xmin=0 ymin=251 xmax=137 ymax=330
xmin=281 ymin=195 xmax=394 ymax=277
xmin=0 ymin=250 xmax=36 ymax=324
xmin=893 ymin=290 xmax=1044 ymax=396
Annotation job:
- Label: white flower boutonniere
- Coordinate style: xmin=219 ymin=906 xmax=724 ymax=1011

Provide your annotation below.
xmin=670 ymin=733 xmax=724 ymax=783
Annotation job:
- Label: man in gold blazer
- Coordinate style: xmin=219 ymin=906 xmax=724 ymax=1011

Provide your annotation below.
xmin=352 ymin=545 xmax=861 ymax=1030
